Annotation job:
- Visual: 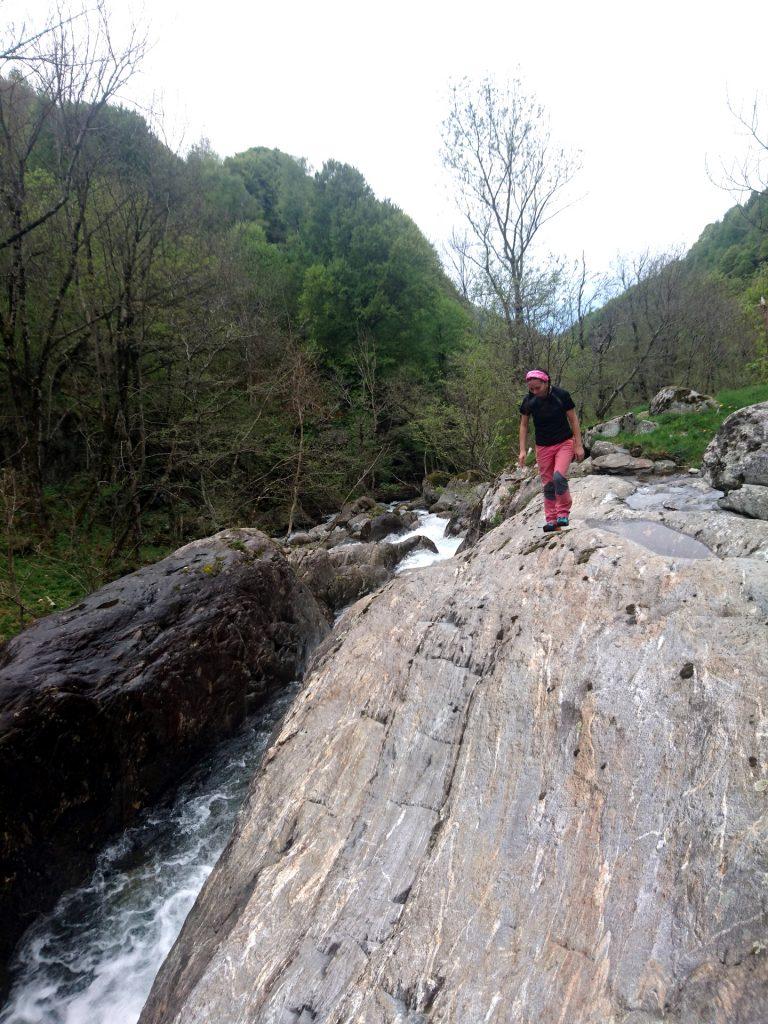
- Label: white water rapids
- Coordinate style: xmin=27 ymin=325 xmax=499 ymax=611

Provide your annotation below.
xmin=1 ymin=511 xmax=460 ymax=1024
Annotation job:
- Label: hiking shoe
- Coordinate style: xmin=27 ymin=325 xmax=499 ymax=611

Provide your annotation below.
xmin=543 ymin=522 xmax=560 ymax=533
xmin=556 ymin=516 xmax=570 ymax=528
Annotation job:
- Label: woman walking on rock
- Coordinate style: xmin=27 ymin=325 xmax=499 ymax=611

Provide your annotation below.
xmin=518 ymin=369 xmax=584 ymax=532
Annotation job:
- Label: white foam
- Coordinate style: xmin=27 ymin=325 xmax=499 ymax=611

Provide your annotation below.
xmin=1 ymin=688 xmax=298 ymax=1024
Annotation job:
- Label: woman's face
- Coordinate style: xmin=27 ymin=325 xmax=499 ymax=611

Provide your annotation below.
xmin=527 ymin=378 xmax=548 ymax=397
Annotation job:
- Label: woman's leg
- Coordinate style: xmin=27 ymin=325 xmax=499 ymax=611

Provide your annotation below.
xmin=536 ymin=444 xmax=557 ymax=523
xmin=552 ymin=439 xmax=575 ymax=519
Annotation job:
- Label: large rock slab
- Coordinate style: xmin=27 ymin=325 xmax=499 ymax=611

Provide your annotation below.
xmin=139 ymin=482 xmax=768 ymax=1024
xmin=0 ymin=528 xmax=329 ymax=968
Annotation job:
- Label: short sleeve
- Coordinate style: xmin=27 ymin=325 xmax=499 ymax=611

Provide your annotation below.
xmin=519 ymin=396 xmax=531 ymax=415
xmin=559 ymin=389 xmax=575 ymax=411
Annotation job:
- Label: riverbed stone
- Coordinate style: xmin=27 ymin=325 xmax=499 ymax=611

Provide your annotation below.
xmin=139 ymin=480 xmax=768 ymax=1024
xmin=0 ymin=529 xmax=329 ymax=972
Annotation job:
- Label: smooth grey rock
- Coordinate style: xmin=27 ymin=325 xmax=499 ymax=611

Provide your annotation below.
xmin=651 ymin=459 xmax=677 ymax=475
xmin=140 ymin=479 xmax=768 ymax=1024
xmin=702 ymin=402 xmax=768 ymax=492
xmin=592 ymin=453 xmax=655 ymax=474
xmin=719 ymin=483 xmax=768 ymax=520
xmin=0 ymin=529 xmax=329 ymax=970
xmin=649 ymin=386 xmax=718 ymax=415
xmin=590 ymin=440 xmax=629 ymax=458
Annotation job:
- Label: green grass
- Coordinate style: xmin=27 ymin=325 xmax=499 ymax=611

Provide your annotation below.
xmin=1 ymin=526 xmax=170 ymax=644
xmin=590 ymin=383 xmax=768 ymax=467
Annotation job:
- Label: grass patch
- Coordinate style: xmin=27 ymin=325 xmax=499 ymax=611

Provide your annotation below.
xmin=1 ymin=527 xmax=170 ymax=644
xmin=590 ymin=384 xmax=768 ymax=467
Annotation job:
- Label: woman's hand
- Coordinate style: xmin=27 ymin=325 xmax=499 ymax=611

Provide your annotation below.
xmin=518 ymin=449 xmax=527 ymax=468
xmin=574 ymin=444 xmax=585 ymax=462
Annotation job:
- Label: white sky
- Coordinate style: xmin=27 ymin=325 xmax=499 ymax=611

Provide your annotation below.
xmin=5 ymin=0 xmax=768 ymax=276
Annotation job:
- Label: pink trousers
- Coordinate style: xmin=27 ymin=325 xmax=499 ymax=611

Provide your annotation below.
xmin=536 ymin=438 xmax=574 ymax=522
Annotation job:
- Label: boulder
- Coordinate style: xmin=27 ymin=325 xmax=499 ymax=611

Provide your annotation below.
xmin=635 ymin=418 xmax=659 ymax=434
xmin=0 ymin=529 xmax=329 ymax=969
xmin=290 ymin=536 xmax=438 ymax=613
xmin=359 ymin=512 xmax=408 ymax=543
xmin=589 ymin=440 xmax=629 ymax=459
xmin=701 ymin=401 xmax=768 ymax=492
xmin=651 ymin=459 xmax=677 ymax=475
xmin=430 ymin=477 xmax=490 ymax=517
xmin=649 ymin=386 xmax=718 ymax=416
xmin=584 ymin=412 xmax=637 ymax=447
xmin=286 ymin=531 xmax=312 ymax=546
xmin=592 ymin=452 xmax=655 ymax=474
xmin=140 ymin=479 xmax=768 ymax=1024
xmin=346 ymin=513 xmax=372 ymax=538
xmin=719 ymin=483 xmax=768 ymax=520
xmin=458 ymin=467 xmax=541 ymax=549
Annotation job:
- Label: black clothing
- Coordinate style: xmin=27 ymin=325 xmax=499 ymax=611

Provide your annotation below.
xmin=519 ymin=385 xmax=575 ymax=446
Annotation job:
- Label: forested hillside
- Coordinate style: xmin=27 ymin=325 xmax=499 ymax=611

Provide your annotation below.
xmin=2 ymin=13 xmax=767 ymax=639
xmin=0 ymin=13 xmax=479 ymax=623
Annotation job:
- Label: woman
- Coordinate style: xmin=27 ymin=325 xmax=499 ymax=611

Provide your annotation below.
xmin=518 ymin=369 xmax=584 ymax=532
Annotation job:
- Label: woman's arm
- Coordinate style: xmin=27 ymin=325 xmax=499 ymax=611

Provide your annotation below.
xmin=518 ymin=414 xmax=529 ymax=467
xmin=566 ymin=409 xmax=585 ymax=461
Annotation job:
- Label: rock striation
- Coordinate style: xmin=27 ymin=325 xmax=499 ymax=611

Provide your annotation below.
xmin=0 ymin=528 xmax=329 ymax=968
xmin=139 ymin=479 xmax=768 ymax=1024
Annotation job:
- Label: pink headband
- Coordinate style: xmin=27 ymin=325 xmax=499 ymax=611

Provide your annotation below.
xmin=525 ymin=369 xmax=549 ymax=382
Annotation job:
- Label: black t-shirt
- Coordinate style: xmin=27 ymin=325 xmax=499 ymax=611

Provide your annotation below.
xmin=519 ymin=385 xmax=575 ymax=446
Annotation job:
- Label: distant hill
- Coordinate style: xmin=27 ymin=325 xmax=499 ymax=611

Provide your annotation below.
xmin=687 ymin=190 xmax=768 ymax=283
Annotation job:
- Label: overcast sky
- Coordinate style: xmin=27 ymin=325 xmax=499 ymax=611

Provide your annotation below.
xmin=5 ymin=0 xmax=768 ymax=276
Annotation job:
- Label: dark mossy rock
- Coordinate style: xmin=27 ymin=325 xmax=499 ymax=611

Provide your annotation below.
xmin=0 ymin=529 xmax=329 ymax=971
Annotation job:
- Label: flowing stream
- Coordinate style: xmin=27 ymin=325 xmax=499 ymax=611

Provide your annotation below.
xmin=1 ymin=511 xmax=458 ymax=1024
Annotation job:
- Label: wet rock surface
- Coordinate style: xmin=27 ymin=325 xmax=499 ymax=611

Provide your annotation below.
xmin=0 ymin=528 xmax=329 ymax=969
xmin=139 ymin=479 xmax=768 ymax=1024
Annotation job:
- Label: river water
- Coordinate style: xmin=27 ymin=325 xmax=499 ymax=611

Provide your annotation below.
xmin=1 ymin=512 xmax=459 ymax=1024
